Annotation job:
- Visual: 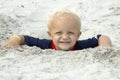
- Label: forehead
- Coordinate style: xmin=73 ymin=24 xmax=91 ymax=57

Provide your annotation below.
xmin=53 ymin=16 xmax=79 ymax=29
xmin=50 ymin=18 xmax=80 ymax=33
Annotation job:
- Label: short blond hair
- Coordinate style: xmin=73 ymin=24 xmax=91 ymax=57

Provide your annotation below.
xmin=48 ymin=10 xmax=81 ymax=31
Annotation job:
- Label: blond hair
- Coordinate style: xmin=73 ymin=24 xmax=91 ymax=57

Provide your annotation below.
xmin=48 ymin=10 xmax=81 ymax=31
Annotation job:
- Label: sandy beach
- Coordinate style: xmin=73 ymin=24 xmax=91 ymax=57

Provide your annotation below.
xmin=0 ymin=0 xmax=120 ymax=80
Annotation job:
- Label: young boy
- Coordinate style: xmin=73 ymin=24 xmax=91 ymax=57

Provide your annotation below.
xmin=0 ymin=10 xmax=111 ymax=51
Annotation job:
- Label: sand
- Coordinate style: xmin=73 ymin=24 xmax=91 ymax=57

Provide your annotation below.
xmin=0 ymin=0 xmax=120 ymax=80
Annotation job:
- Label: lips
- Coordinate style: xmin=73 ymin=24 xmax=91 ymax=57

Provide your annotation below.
xmin=60 ymin=41 xmax=70 ymax=43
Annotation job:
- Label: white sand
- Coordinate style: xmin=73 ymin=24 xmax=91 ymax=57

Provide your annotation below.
xmin=0 ymin=0 xmax=120 ymax=80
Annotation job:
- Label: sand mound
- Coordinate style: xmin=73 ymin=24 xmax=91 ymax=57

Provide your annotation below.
xmin=0 ymin=48 xmax=120 ymax=80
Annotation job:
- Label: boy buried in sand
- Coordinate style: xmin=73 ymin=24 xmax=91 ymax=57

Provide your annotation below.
xmin=0 ymin=10 xmax=111 ymax=51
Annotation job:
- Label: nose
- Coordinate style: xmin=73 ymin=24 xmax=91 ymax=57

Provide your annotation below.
xmin=62 ymin=34 xmax=69 ymax=40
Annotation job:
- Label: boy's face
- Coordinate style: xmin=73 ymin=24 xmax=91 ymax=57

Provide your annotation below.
xmin=48 ymin=16 xmax=81 ymax=50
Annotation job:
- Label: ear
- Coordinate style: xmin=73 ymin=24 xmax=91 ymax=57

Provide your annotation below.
xmin=47 ymin=31 xmax=52 ymax=39
xmin=77 ymin=31 xmax=82 ymax=39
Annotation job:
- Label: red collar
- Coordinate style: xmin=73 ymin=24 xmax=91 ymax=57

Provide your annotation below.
xmin=51 ymin=41 xmax=77 ymax=50
xmin=51 ymin=41 xmax=56 ymax=50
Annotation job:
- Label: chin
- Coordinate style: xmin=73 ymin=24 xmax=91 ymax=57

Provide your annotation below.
xmin=57 ymin=45 xmax=71 ymax=51
xmin=60 ymin=47 xmax=71 ymax=51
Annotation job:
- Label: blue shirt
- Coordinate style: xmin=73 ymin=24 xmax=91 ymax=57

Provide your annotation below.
xmin=24 ymin=35 xmax=101 ymax=50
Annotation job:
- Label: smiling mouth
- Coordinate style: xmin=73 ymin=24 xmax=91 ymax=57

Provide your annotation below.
xmin=60 ymin=41 xmax=70 ymax=43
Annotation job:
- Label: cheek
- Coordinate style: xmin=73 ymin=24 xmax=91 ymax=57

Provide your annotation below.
xmin=71 ymin=37 xmax=78 ymax=45
xmin=70 ymin=35 xmax=79 ymax=40
xmin=51 ymin=35 xmax=59 ymax=42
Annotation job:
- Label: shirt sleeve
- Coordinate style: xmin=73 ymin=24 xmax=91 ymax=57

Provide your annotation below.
xmin=76 ymin=34 xmax=101 ymax=50
xmin=24 ymin=35 xmax=52 ymax=49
